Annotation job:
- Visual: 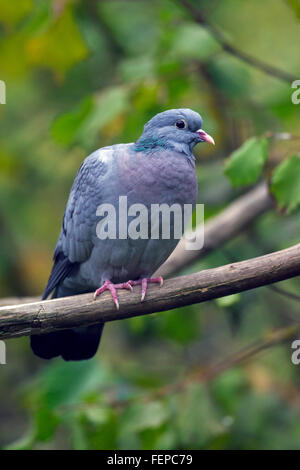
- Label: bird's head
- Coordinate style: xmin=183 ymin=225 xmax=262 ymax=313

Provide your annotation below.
xmin=135 ymin=108 xmax=214 ymax=157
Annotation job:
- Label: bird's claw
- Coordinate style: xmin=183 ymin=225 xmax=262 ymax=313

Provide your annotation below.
xmin=93 ymin=280 xmax=133 ymax=310
xmin=128 ymin=276 xmax=164 ymax=302
xmin=93 ymin=277 xmax=163 ymax=309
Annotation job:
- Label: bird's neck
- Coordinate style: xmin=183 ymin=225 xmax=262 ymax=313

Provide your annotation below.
xmin=134 ymin=136 xmax=170 ymax=152
xmin=134 ymin=135 xmax=195 ymax=163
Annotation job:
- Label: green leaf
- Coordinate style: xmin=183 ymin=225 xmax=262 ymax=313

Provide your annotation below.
xmin=80 ymin=409 xmax=118 ymax=450
xmin=51 ymin=96 xmax=93 ymax=146
xmin=157 ymin=306 xmax=198 ymax=344
xmin=270 ymin=155 xmax=300 ymax=213
xmin=34 ymin=406 xmax=60 ymax=442
xmin=77 ymin=86 xmax=129 ymax=145
xmin=286 ymin=0 xmax=300 ymax=19
xmin=25 ymin=8 xmax=88 ymax=78
xmin=170 ymin=23 xmax=221 ymax=61
xmin=0 ymin=0 xmax=32 ymax=27
xmin=216 ymin=293 xmax=241 ymax=308
xmin=119 ymin=56 xmax=155 ymax=82
xmin=211 ymin=369 xmax=246 ymax=415
xmin=70 ymin=417 xmax=89 ymax=450
xmin=83 ymin=407 xmax=110 ymax=426
xmin=120 ymin=401 xmax=168 ymax=435
xmin=52 ymin=86 xmax=129 ymax=147
xmin=83 ymin=86 xmax=129 ymax=131
xmin=40 ymin=360 xmax=114 ymax=408
xmin=225 ymin=137 xmax=269 ymax=187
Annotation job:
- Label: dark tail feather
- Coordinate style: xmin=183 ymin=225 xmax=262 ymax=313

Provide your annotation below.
xmin=31 ymin=330 xmax=66 ymax=360
xmin=30 ymin=274 xmax=104 ymax=361
xmin=31 ymin=269 xmax=105 ymax=361
xmin=61 ymin=324 xmax=104 ymax=361
xmin=30 ymin=324 xmax=105 ymax=361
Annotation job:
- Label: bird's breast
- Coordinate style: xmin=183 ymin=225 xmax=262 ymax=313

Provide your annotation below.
xmin=118 ymin=150 xmax=198 ymax=207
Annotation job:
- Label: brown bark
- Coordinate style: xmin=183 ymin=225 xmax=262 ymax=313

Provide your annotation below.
xmin=0 ymin=243 xmax=299 ymax=340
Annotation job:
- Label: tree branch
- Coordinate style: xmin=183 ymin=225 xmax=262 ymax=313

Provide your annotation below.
xmin=139 ymin=323 xmax=300 ymax=404
xmin=178 ymin=0 xmax=297 ymax=83
xmin=64 ymin=323 xmax=299 ymax=411
xmin=0 ymin=243 xmax=299 ymax=340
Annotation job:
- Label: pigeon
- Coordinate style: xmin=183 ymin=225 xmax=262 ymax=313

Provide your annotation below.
xmin=31 ymin=108 xmax=214 ymax=361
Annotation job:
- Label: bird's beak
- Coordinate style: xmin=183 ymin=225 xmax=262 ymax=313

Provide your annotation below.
xmin=196 ymin=129 xmax=215 ymax=145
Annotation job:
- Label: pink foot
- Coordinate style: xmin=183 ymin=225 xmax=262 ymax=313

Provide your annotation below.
xmin=128 ymin=276 xmax=163 ymax=302
xmin=93 ymin=280 xmax=133 ymax=310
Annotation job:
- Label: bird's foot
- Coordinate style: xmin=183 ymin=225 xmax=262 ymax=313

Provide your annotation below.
xmin=93 ymin=280 xmax=133 ymax=310
xmin=128 ymin=276 xmax=163 ymax=302
xmin=93 ymin=276 xmax=163 ymax=309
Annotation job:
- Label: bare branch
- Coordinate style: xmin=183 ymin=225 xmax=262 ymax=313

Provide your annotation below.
xmin=178 ymin=0 xmax=297 ymax=83
xmin=62 ymin=323 xmax=299 ymax=410
xmin=146 ymin=323 xmax=300 ymax=402
xmin=0 ymin=243 xmax=299 ymax=340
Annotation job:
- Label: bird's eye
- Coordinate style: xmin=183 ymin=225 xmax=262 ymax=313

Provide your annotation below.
xmin=175 ymin=119 xmax=187 ymax=129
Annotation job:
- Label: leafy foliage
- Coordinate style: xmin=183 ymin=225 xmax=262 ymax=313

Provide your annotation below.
xmin=286 ymin=0 xmax=300 ymax=19
xmin=26 ymin=8 xmax=88 ymax=78
xmin=224 ymin=137 xmax=269 ymax=187
xmin=271 ymin=155 xmax=300 ymax=213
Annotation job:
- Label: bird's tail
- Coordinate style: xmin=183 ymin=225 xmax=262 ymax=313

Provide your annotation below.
xmin=30 ymin=286 xmax=104 ymax=361
xmin=30 ymin=324 xmax=104 ymax=361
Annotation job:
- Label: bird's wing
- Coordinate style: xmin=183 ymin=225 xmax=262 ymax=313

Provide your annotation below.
xmin=43 ymin=148 xmax=112 ymax=299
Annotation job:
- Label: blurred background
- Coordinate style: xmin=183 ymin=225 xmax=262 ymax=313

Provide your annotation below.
xmin=0 ymin=0 xmax=300 ymax=450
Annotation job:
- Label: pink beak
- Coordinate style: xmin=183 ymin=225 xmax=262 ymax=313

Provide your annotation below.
xmin=196 ymin=129 xmax=215 ymax=145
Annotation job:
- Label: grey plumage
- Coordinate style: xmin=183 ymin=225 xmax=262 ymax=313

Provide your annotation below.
xmin=31 ymin=108 xmax=213 ymax=361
